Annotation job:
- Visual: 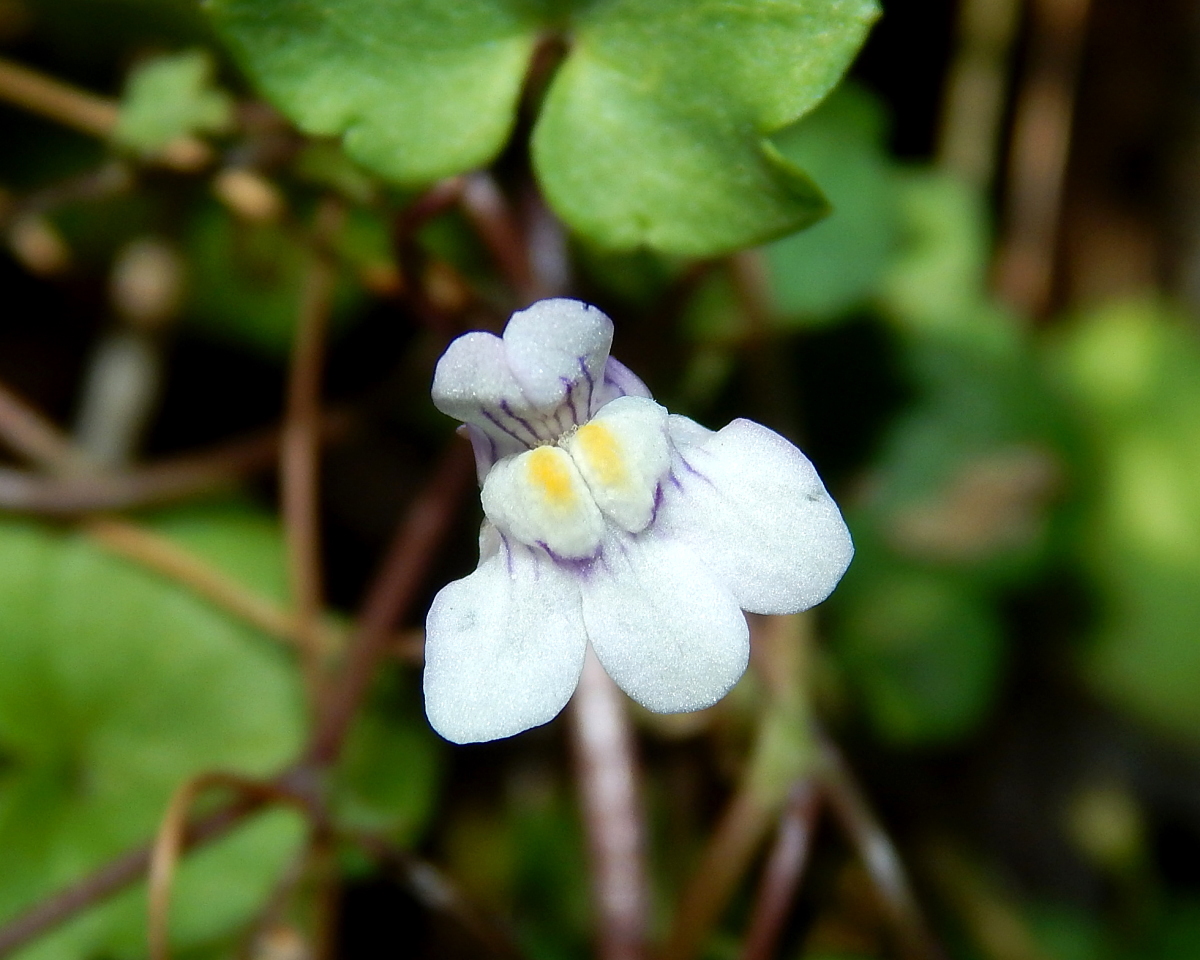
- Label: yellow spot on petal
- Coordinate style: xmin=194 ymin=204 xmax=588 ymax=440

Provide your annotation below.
xmin=574 ymin=422 xmax=627 ymax=488
xmin=526 ymin=447 xmax=576 ymax=507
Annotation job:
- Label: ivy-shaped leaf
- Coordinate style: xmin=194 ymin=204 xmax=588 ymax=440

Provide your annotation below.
xmin=207 ymin=0 xmax=879 ymax=254
xmin=0 ymin=507 xmax=305 ymax=959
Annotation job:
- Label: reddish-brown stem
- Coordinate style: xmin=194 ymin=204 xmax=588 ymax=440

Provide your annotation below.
xmin=570 ymin=649 xmax=649 ymax=960
xmin=0 ymin=414 xmax=349 ymax=515
xmin=661 ymin=783 xmax=775 ymax=960
xmin=737 ymin=780 xmax=822 ymax=960
xmin=459 ymin=172 xmax=538 ymax=301
xmin=993 ymin=0 xmax=1093 ymax=317
xmin=305 ymin=439 xmax=474 ymax=766
xmin=817 ymin=737 xmax=945 ymax=960
xmin=0 ymin=379 xmax=90 ymax=473
xmin=281 ymin=200 xmax=343 ymax=694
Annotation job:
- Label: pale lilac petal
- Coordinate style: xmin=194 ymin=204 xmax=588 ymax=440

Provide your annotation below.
xmin=660 ymin=417 xmax=853 ymax=615
xmin=504 ymin=298 xmax=613 ymax=415
xmin=431 ymin=331 xmax=541 ymax=457
xmin=424 ymin=527 xmax=587 ymax=743
xmin=592 ymin=357 xmax=654 ymax=412
xmin=565 ymin=396 xmax=671 ymax=534
xmin=581 ymin=533 xmax=749 ymax=713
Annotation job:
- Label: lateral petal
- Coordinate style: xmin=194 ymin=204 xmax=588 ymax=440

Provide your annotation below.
xmin=661 ymin=417 xmax=853 ymax=615
xmin=582 ymin=533 xmax=749 ymax=714
xmin=424 ymin=530 xmax=588 ymax=744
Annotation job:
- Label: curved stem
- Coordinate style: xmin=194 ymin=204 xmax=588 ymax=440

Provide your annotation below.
xmin=571 ymin=649 xmax=649 ymax=960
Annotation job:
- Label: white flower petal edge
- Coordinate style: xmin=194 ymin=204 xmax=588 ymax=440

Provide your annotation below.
xmin=424 ymin=525 xmax=588 ymax=744
xmin=582 ymin=533 xmax=750 ymax=714
xmin=660 ymin=416 xmax=854 ymax=615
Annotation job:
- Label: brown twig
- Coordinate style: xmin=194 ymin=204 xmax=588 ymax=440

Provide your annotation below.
xmin=84 ymin=517 xmax=332 ymax=653
xmin=305 ymin=437 xmax=474 ymax=766
xmin=661 ymin=615 xmax=814 ymax=960
xmin=0 ymin=379 xmax=90 ymax=473
xmin=817 ymin=736 xmax=945 ymax=960
xmin=570 ymin=649 xmax=649 ymax=960
xmin=661 ymin=783 xmax=775 ymax=960
xmin=0 ymin=414 xmax=349 ymax=515
xmin=0 ymin=55 xmax=118 ymax=138
xmin=459 ymin=172 xmax=537 ymax=301
xmin=938 ymin=0 xmax=1023 ymax=189
xmin=737 ymin=780 xmax=822 ymax=960
xmin=147 ymin=773 xmax=313 ymax=960
xmin=281 ymin=199 xmax=344 ymax=693
xmin=993 ymin=0 xmax=1093 ymax=317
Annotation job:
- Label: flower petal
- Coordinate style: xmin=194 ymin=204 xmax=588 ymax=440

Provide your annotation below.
xmin=504 ymin=298 xmax=613 ymax=415
xmin=592 ymin=357 xmax=653 ymax=412
xmin=582 ymin=533 xmax=749 ymax=713
xmin=661 ymin=417 xmax=853 ymax=615
xmin=482 ymin=445 xmax=605 ymax=559
xmin=565 ymin=396 xmax=670 ymax=534
xmin=431 ymin=331 xmax=540 ymax=457
xmin=424 ymin=528 xmax=587 ymax=743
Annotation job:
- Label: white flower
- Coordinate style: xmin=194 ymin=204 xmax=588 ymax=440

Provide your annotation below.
xmin=424 ymin=298 xmax=853 ymax=744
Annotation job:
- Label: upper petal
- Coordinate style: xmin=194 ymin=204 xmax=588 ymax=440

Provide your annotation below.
xmin=504 ymin=298 xmax=613 ymax=415
xmin=581 ymin=533 xmax=749 ymax=714
xmin=424 ymin=529 xmax=588 ymax=743
xmin=431 ymin=331 xmax=541 ymax=457
xmin=660 ymin=417 xmax=853 ymax=615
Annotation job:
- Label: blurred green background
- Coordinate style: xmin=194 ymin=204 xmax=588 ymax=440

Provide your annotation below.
xmin=3 ymin=0 xmax=1200 ymax=959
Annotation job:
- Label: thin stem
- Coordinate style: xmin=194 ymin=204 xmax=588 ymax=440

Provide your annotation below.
xmin=281 ymin=199 xmax=344 ymax=694
xmin=0 ymin=55 xmax=118 ymax=138
xmin=737 ymin=779 xmax=822 ymax=960
xmin=661 ymin=782 xmax=775 ymax=960
xmin=993 ymin=0 xmax=1093 ymax=317
xmin=84 ymin=517 xmax=333 ymax=655
xmin=305 ymin=438 xmax=474 ymax=767
xmin=570 ymin=648 xmax=649 ymax=960
xmin=0 ymin=378 xmax=90 ymax=473
xmin=817 ymin=736 xmax=945 ymax=960
xmin=0 ymin=412 xmax=350 ymax=515
xmin=147 ymin=773 xmax=307 ymax=960
xmin=460 ymin=172 xmax=537 ymax=301
xmin=350 ymin=830 xmax=525 ymax=959
xmin=937 ymin=0 xmax=1023 ymax=189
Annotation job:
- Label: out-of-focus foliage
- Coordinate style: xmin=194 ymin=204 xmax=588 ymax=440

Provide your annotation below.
xmin=208 ymin=0 xmax=878 ymax=254
xmin=113 ymin=50 xmax=232 ymax=155
xmin=0 ymin=505 xmax=306 ymax=959
xmin=1049 ymin=301 xmax=1200 ymax=743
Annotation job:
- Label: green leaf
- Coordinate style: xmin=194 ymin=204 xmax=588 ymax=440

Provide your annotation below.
xmin=208 ymin=0 xmax=539 ymax=184
xmin=114 ymin=50 xmax=232 ymax=153
xmin=0 ymin=509 xmax=306 ymax=958
xmin=762 ymin=83 xmax=899 ymax=322
xmin=209 ymin=0 xmax=878 ymax=254
xmin=532 ymin=0 xmax=876 ymax=253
